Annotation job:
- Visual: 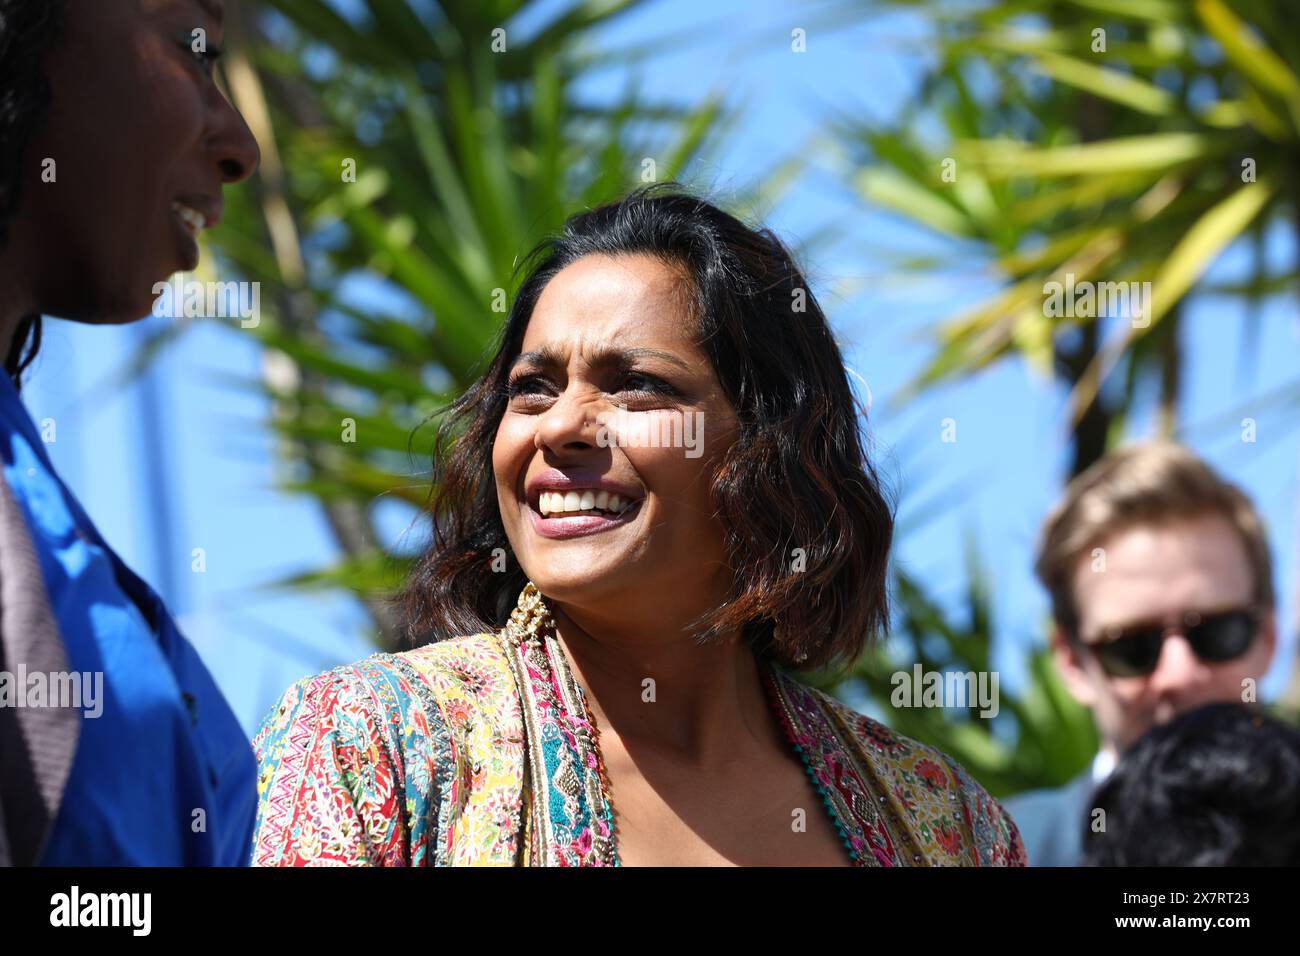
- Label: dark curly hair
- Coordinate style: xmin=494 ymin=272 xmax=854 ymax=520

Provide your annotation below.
xmin=401 ymin=184 xmax=895 ymax=672
xmin=0 ymin=0 xmax=67 ymax=383
xmin=1083 ymin=702 xmax=1300 ymax=866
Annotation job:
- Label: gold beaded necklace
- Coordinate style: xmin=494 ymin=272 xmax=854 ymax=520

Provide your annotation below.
xmin=504 ymin=580 xmax=620 ymax=866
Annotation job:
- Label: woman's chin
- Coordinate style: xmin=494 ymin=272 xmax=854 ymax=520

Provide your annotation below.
xmin=51 ymin=296 xmax=156 ymax=326
xmin=524 ymin=562 xmax=632 ymax=601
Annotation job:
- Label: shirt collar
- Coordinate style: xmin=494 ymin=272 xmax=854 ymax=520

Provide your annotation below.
xmin=1091 ymin=748 xmax=1117 ymax=782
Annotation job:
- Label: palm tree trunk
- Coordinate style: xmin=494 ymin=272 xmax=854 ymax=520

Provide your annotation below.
xmin=224 ymin=7 xmax=405 ymax=651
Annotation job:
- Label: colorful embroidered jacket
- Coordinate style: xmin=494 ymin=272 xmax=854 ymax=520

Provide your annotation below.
xmin=251 ymin=583 xmax=1026 ymax=866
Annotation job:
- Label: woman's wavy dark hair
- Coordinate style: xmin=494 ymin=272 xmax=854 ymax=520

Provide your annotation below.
xmin=0 ymin=0 xmax=66 ymax=383
xmin=402 ymin=184 xmax=894 ymax=672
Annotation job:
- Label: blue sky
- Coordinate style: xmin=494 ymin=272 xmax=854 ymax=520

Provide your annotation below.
xmin=20 ymin=0 xmax=1298 ymax=735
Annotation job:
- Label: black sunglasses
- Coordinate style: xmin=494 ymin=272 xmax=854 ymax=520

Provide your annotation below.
xmin=1079 ymin=606 xmax=1261 ymax=678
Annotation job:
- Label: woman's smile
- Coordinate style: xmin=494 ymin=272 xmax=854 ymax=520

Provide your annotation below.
xmin=522 ymin=467 xmax=648 ymax=540
xmin=170 ymin=202 xmax=202 ymax=269
xmin=527 ymin=494 xmax=645 ymax=539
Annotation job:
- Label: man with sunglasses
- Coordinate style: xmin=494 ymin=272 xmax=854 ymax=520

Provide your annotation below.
xmin=1005 ymin=441 xmax=1278 ymax=866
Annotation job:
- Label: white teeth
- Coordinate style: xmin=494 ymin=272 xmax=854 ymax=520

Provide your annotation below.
xmin=171 ymin=200 xmax=206 ymax=237
xmin=537 ymin=489 xmax=638 ymax=518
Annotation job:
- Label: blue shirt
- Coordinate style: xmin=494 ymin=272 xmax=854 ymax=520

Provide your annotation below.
xmin=0 ymin=373 xmax=256 ymax=865
xmin=1003 ymin=751 xmax=1115 ymax=866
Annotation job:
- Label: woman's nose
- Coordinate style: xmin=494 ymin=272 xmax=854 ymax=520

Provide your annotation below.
xmin=534 ymin=390 xmax=602 ymax=452
xmin=207 ymin=90 xmax=260 ymax=185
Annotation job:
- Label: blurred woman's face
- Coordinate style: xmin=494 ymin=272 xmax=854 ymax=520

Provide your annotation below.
xmin=12 ymin=0 xmax=258 ymax=324
xmin=493 ymin=253 xmax=739 ymax=617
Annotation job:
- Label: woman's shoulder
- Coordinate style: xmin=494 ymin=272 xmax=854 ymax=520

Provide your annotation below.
xmin=254 ymin=630 xmax=516 ymax=746
xmin=791 ymin=679 xmax=1027 ymax=866
xmin=250 ymin=630 xmax=523 ymax=866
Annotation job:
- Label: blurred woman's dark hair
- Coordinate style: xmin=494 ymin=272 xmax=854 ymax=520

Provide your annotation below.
xmin=0 ymin=0 xmax=66 ymax=382
xmin=401 ymin=183 xmax=894 ymax=672
xmin=1083 ymin=702 xmax=1300 ymax=866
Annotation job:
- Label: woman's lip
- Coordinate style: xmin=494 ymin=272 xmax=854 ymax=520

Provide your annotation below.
xmin=170 ymin=209 xmax=200 ymax=271
xmin=526 ymin=498 xmax=643 ymax=539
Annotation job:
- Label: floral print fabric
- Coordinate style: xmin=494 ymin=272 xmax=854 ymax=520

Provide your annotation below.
xmin=251 ymin=585 xmax=1025 ymax=867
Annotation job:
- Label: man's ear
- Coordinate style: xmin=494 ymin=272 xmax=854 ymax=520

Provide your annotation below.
xmin=1051 ymin=625 xmax=1099 ymax=709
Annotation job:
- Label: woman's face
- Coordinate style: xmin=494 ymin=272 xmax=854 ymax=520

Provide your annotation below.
xmin=12 ymin=0 xmax=257 ymax=324
xmin=493 ymin=253 xmax=739 ymax=617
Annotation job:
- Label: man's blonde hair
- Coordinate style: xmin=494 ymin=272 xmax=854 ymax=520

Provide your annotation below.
xmin=1035 ymin=441 xmax=1274 ymax=640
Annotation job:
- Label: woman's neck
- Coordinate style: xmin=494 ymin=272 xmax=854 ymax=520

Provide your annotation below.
xmin=549 ymin=597 xmax=778 ymax=771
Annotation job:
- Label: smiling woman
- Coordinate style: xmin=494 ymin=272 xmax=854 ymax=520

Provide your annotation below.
xmin=0 ymin=0 xmax=259 ymax=866
xmin=250 ymin=186 xmax=1026 ymax=867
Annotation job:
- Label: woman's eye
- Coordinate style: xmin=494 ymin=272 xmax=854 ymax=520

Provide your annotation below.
xmin=505 ymin=376 xmax=543 ymax=398
xmin=196 ymin=47 xmax=223 ymax=75
xmin=180 ymin=39 xmax=223 ymax=76
xmin=618 ymin=373 xmax=676 ymax=398
xmin=505 ymin=372 xmax=678 ymax=402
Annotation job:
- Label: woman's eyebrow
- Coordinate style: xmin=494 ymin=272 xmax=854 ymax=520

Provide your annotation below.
xmin=194 ymin=0 xmax=225 ymax=26
xmin=511 ymin=345 xmax=691 ymax=372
